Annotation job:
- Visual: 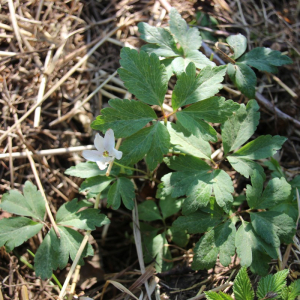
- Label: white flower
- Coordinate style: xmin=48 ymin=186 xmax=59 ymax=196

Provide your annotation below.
xmin=82 ymin=129 xmax=122 ymax=170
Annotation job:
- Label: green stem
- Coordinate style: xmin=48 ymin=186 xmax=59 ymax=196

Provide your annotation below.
xmin=113 ymin=161 xmax=148 ymax=175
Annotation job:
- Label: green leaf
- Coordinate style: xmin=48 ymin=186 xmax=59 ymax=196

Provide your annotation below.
xmin=205 ymin=291 xmax=233 ymax=300
xmin=270 ymin=196 xmax=298 ymax=223
xmin=164 ymin=155 xmax=211 ymax=172
xmin=138 ymin=22 xmax=179 ymax=57
xmin=146 ymin=232 xmax=172 ymax=272
xmin=171 ymin=63 xmax=226 ymax=110
xmin=56 ymin=199 xmax=110 ymax=230
xmin=173 ymin=210 xmax=224 ymax=234
xmin=256 ymin=269 xmax=289 ymax=299
xmin=79 ymin=176 xmax=114 ymax=196
xmin=233 ymin=267 xmax=254 ymax=300
xmin=232 ymin=135 xmax=287 ymax=159
xmin=246 ymin=172 xmax=291 ymax=209
xmin=226 ymin=34 xmax=247 ymax=60
xmin=235 ymin=221 xmax=277 ymax=273
xmin=138 ymin=200 xmax=162 ymax=221
xmin=184 ymin=49 xmax=215 ymax=69
xmin=167 ymin=122 xmax=211 ymax=160
xmin=65 ymin=162 xmax=106 ymax=178
xmin=281 ymin=279 xmax=300 ymax=300
xmin=290 ymin=175 xmax=300 ymax=190
xmin=118 ymin=48 xmax=168 ymax=106
xmin=0 ymin=217 xmax=43 ymax=252
xmin=176 ymin=97 xmax=240 ymax=142
xmin=167 ymin=225 xmax=189 ymax=247
xmin=177 ymin=96 xmax=240 ymax=123
xmin=221 ymin=99 xmax=260 ymax=155
xmin=0 ymin=181 xmax=45 ymax=221
xmin=264 ymin=157 xmax=286 ymax=179
xmin=119 ymin=121 xmax=170 ymax=170
xmin=227 ymin=63 xmax=256 ymax=98
xmin=34 ymin=226 xmax=93 ymax=279
xmin=90 ymin=99 xmax=156 ymax=138
xmin=165 ymin=164 xmax=233 ymax=213
xmin=169 ymin=8 xmax=202 ymax=52
xmin=238 ymin=47 xmax=293 ymax=73
xmin=192 ymin=220 xmax=236 ymax=270
xmin=159 ymin=195 xmax=183 ymax=220
xmin=107 ymin=177 xmax=135 ymax=210
xmin=250 ymin=211 xmax=295 ymax=247
xmin=227 ymin=156 xmax=265 ymax=179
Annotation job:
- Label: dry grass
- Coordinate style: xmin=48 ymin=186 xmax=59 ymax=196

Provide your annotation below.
xmin=0 ymin=0 xmax=299 ymax=299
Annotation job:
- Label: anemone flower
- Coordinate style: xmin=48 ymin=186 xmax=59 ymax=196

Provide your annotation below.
xmin=82 ymin=129 xmax=122 ymax=170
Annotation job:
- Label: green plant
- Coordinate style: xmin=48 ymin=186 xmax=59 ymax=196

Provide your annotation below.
xmin=205 ymin=267 xmax=300 ymax=300
xmin=0 ymin=7 xmax=296 ymax=299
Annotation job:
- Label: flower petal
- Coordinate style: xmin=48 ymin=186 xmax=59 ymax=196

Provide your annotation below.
xmin=104 ymin=129 xmax=115 ymax=153
xmin=94 ymin=133 xmax=104 ymax=152
xmin=112 ymin=149 xmax=123 ymax=160
xmin=96 ymin=160 xmax=109 ymax=170
xmin=82 ymin=150 xmax=103 ymax=162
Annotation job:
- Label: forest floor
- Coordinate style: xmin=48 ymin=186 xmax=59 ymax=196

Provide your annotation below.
xmin=0 ymin=0 xmax=300 ymax=299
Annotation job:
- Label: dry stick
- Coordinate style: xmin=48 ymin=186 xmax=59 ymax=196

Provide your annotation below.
xmin=25 ymin=149 xmax=60 ymax=238
xmin=201 ymin=42 xmax=300 ymax=128
xmin=58 ymin=193 xmax=102 ymax=299
xmin=34 ymin=45 xmax=54 ymax=127
xmin=8 ymin=0 xmax=23 ymax=52
xmin=0 ymin=23 xmax=128 ymax=144
xmin=0 ymin=145 xmax=95 ymax=159
xmin=49 ymin=70 xmax=118 ymax=127
xmin=67 ymin=265 xmax=81 ymax=300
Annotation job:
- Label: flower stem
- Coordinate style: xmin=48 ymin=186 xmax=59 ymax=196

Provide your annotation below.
xmin=113 ymin=161 xmax=148 ymax=175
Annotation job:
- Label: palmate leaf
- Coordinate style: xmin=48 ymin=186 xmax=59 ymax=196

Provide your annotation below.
xmin=143 ymin=232 xmax=172 ymax=273
xmin=0 ymin=181 xmax=45 ymax=221
xmin=0 ymin=217 xmax=43 ymax=252
xmin=233 ymin=267 xmax=254 ymax=300
xmin=227 ymin=156 xmax=265 ymax=179
xmin=169 ymin=8 xmax=202 ymax=52
xmin=227 ymin=62 xmax=256 ymax=99
xmin=162 ymin=155 xmax=233 ymax=212
xmin=231 ymin=135 xmax=287 ymax=159
xmin=246 ymin=170 xmax=291 ymax=209
xmin=91 ymin=99 xmax=157 ymax=138
xmin=167 ymin=225 xmax=189 ymax=247
xmin=228 ymin=134 xmax=286 ymax=179
xmin=119 ymin=121 xmax=170 ymax=171
xmin=226 ymin=34 xmax=247 ymax=60
xmin=138 ymin=22 xmax=180 ymax=57
xmin=256 ymin=269 xmax=289 ymax=300
xmin=118 ymin=48 xmax=168 ymax=106
xmin=167 ymin=122 xmax=211 ymax=160
xmin=176 ymin=97 xmax=240 ymax=141
xmin=34 ymin=226 xmax=93 ymax=279
xmin=79 ymin=176 xmax=114 ymax=196
xmin=250 ymin=211 xmax=295 ymax=247
xmin=107 ymin=177 xmax=135 ymax=210
xmin=192 ymin=220 xmax=236 ymax=270
xmin=171 ymin=63 xmax=227 ymax=110
xmin=159 ymin=195 xmax=183 ymax=220
xmin=138 ymin=200 xmax=162 ymax=221
xmin=238 ymin=47 xmax=293 ymax=73
xmin=235 ymin=221 xmax=277 ymax=275
xmin=65 ymin=162 xmax=120 ymax=178
xmin=221 ymin=99 xmax=260 ymax=155
xmin=173 ymin=210 xmax=224 ymax=234
xmin=56 ymin=198 xmax=110 ymax=230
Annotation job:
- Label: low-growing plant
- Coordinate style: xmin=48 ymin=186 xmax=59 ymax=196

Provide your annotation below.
xmin=0 ymin=7 xmax=298 ymax=299
xmin=205 ymin=267 xmax=300 ymax=300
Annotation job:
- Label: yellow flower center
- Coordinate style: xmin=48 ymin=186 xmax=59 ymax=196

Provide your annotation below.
xmin=103 ymin=150 xmax=109 ymax=157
